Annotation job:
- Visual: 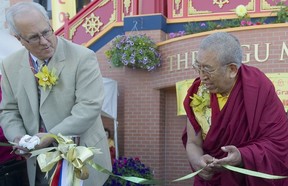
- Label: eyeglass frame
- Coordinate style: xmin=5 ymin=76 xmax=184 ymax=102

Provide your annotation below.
xmin=18 ymin=25 xmax=54 ymax=44
xmin=192 ymin=60 xmax=229 ymax=76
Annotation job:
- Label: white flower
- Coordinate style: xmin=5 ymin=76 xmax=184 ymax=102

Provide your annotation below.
xmin=19 ymin=135 xmax=31 ymax=147
xmin=236 ymin=5 xmax=247 ymax=18
xmin=19 ymin=135 xmax=40 ymax=150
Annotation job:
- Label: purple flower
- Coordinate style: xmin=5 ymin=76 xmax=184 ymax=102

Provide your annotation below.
xmin=240 ymin=20 xmax=247 ymax=26
xmin=246 ymin=21 xmax=253 ymax=26
xmin=178 ymin=30 xmax=185 ymax=36
xmin=105 ymin=34 xmax=161 ymax=71
xmin=169 ymin=32 xmax=176 ymax=38
xmin=116 ymin=43 xmax=121 ymax=49
xmin=123 ymin=60 xmax=128 ymax=65
xmin=130 ymin=59 xmax=135 ymax=64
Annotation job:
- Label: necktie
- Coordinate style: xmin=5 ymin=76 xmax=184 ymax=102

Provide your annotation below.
xmin=36 ymin=59 xmax=45 ymax=72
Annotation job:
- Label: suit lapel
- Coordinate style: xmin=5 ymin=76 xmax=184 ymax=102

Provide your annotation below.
xmin=20 ymin=56 xmax=39 ymax=116
xmin=40 ymin=38 xmax=65 ymax=106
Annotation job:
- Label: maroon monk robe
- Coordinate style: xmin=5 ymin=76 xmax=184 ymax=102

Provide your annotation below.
xmin=182 ymin=64 xmax=288 ymax=186
xmin=0 ymin=75 xmax=18 ymax=164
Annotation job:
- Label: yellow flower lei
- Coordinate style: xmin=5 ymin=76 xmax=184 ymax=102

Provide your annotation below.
xmin=35 ymin=66 xmax=58 ymax=91
xmin=190 ymin=84 xmax=211 ymax=139
xmin=190 ymin=85 xmax=210 ymax=113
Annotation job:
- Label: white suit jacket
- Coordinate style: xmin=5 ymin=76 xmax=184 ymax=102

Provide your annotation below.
xmin=0 ymin=37 xmax=111 ymax=186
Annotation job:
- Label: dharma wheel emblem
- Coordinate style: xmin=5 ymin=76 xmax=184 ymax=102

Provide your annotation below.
xmin=213 ymin=0 xmax=229 ymax=8
xmin=82 ymin=13 xmax=103 ymax=37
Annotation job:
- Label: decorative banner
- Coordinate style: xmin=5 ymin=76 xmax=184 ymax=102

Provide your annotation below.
xmin=266 ymin=73 xmax=288 ymax=111
xmin=51 ymin=0 xmax=76 ymax=30
xmin=176 ymin=79 xmax=194 ymax=115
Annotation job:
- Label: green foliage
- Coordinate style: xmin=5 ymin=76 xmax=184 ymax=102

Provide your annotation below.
xmin=171 ymin=4 xmax=286 ymax=40
xmin=273 ymin=2 xmax=288 ymax=23
xmin=182 ymin=15 xmax=272 ymax=36
xmin=220 ymin=19 xmax=242 ymax=29
xmin=104 ymin=157 xmax=154 ymax=186
xmin=183 ymin=19 xmax=241 ymax=35
xmin=206 ymin=21 xmax=218 ymax=30
xmin=105 ymin=35 xmax=161 ymax=71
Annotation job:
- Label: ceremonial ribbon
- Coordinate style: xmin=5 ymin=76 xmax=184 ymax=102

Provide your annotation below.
xmin=2 ymin=135 xmax=288 ymax=185
xmin=86 ymin=161 xmax=288 ymax=184
xmin=30 ymin=134 xmax=101 ymax=186
xmin=0 ymin=142 xmax=14 ymax=146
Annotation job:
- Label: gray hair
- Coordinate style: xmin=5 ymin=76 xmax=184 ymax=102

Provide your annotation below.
xmin=6 ymin=2 xmax=49 ymax=35
xmin=199 ymin=32 xmax=242 ymax=67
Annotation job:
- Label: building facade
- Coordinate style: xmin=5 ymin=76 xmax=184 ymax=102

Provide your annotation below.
xmin=1 ymin=1 xmax=288 ymax=185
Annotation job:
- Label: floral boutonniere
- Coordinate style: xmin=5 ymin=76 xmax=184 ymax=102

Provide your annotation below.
xmin=35 ymin=66 xmax=58 ymax=91
xmin=190 ymin=84 xmax=210 ymax=113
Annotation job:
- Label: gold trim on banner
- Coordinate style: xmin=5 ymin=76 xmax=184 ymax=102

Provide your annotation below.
xmin=188 ymin=0 xmax=212 ymax=15
xmin=81 ymin=0 xmax=110 ymax=16
xmin=109 ymin=9 xmax=117 ymax=23
xmin=70 ymin=20 xmax=84 ymax=40
xmin=124 ymin=0 xmax=131 ymax=14
xmin=112 ymin=0 xmax=123 ymax=22
xmin=85 ymin=22 xmax=124 ymax=47
xmin=175 ymin=0 xmax=182 ymax=10
xmin=68 ymin=0 xmax=111 ymax=39
xmin=261 ymin=0 xmax=283 ymax=10
xmin=100 ymin=0 xmax=110 ymax=6
xmin=82 ymin=13 xmax=104 ymax=37
xmin=173 ymin=0 xmax=183 ymax=17
xmin=230 ymin=0 xmax=255 ymax=13
xmin=213 ymin=0 xmax=230 ymax=8
xmin=246 ymin=0 xmax=255 ymax=11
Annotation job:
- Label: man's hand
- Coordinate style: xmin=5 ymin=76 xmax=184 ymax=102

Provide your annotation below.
xmin=13 ymin=136 xmax=22 ymax=144
xmin=213 ymin=145 xmax=242 ymax=167
xmin=34 ymin=133 xmax=55 ymax=149
xmin=12 ymin=135 xmax=31 ymax=159
xmin=11 ymin=133 xmax=55 ymax=158
xmin=196 ymin=154 xmax=215 ymax=180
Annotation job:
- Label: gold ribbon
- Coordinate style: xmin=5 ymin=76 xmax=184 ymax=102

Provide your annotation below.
xmin=2 ymin=136 xmax=287 ymax=185
xmin=0 ymin=142 xmax=14 ymax=146
xmin=32 ymin=134 xmax=101 ymax=185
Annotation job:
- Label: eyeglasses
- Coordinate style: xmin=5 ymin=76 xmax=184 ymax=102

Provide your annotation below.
xmin=19 ymin=26 xmax=54 ymax=44
xmin=192 ymin=61 xmax=225 ymax=76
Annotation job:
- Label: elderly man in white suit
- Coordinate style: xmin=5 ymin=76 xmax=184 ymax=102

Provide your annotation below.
xmin=0 ymin=2 xmax=111 ymax=186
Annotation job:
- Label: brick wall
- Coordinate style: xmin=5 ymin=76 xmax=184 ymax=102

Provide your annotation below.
xmin=97 ymin=24 xmax=288 ymax=185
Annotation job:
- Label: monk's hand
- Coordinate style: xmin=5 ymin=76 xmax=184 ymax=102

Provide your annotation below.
xmin=214 ymin=145 xmax=243 ymax=167
xmin=197 ymin=154 xmax=215 ymax=180
xmin=34 ymin=133 xmax=55 ymax=149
